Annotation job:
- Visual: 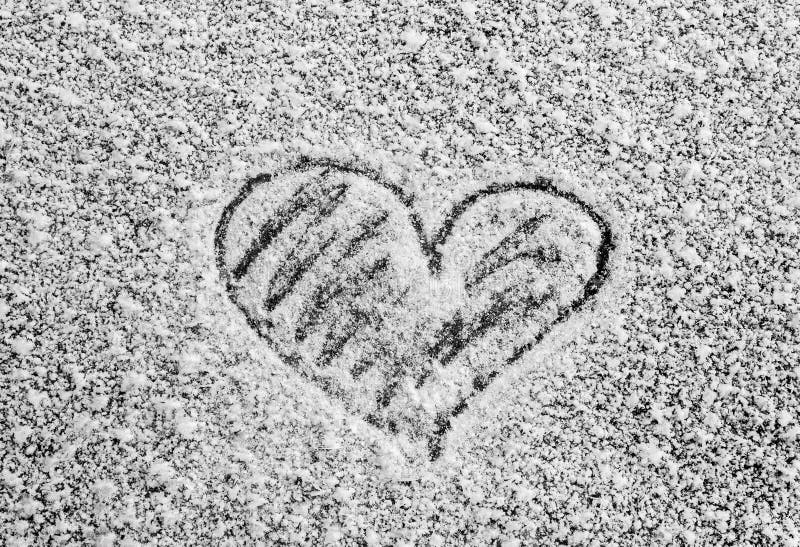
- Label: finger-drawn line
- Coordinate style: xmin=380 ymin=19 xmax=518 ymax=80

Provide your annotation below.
xmin=262 ymin=234 xmax=337 ymax=314
xmin=316 ymin=308 xmax=373 ymax=367
xmin=464 ymin=215 xmax=559 ymax=290
xmin=427 ymin=312 xmax=466 ymax=364
xmin=230 ymin=168 xmax=340 ymax=281
xmin=340 ymin=211 xmax=391 ymax=260
xmin=430 ymin=286 xmax=555 ymax=366
xmin=312 ymin=258 xmax=393 ymax=368
xmin=295 ymin=254 xmax=391 ymax=343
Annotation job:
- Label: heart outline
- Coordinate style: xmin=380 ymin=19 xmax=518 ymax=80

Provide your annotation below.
xmin=214 ymin=157 xmax=614 ymax=459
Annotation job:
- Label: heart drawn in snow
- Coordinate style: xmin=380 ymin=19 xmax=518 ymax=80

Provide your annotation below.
xmin=215 ymin=158 xmax=613 ymax=460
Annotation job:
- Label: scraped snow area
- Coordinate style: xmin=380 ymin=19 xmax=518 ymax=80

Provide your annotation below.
xmin=2 ymin=1 xmax=799 ymax=545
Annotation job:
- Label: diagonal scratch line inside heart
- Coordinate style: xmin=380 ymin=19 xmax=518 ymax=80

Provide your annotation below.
xmin=426 ymin=178 xmax=611 ymax=278
xmin=295 ymin=253 xmax=391 ymax=343
xmin=464 ymin=215 xmax=561 ymax=290
xmin=436 ymin=294 xmax=509 ymax=365
xmin=259 ymin=184 xmax=357 ymax=313
xmin=230 ymin=167 xmax=337 ymax=282
xmin=262 ymin=234 xmax=338 ymax=313
xmin=314 ymin=256 xmax=409 ymax=372
xmin=426 ymin=312 xmax=466 ymax=364
xmin=289 ymin=157 xmax=435 ymax=261
xmin=316 ymin=308 xmax=374 ymax=367
xmin=428 ymin=286 xmax=556 ymax=368
xmin=462 ymin=288 xmax=553 ymax=363
xmin=340 ymin=211 xmax=391 ymax=260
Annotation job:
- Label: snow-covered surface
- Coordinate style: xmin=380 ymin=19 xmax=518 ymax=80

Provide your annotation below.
xmin=2 ymin=1 xmax=799 ymax=545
